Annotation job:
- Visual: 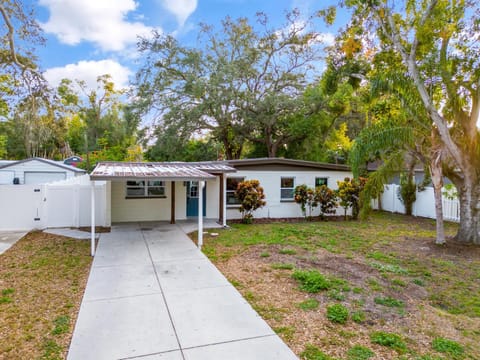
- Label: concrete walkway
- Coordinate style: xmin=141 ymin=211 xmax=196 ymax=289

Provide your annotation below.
xmin=0 ymin=231 xmax=27 ymax=255
xmin=68 ymin=222 xmax=298 ymax=360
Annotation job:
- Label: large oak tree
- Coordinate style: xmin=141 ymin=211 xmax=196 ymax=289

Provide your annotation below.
xmin=134 ymin=11 xmax=324 ymax=159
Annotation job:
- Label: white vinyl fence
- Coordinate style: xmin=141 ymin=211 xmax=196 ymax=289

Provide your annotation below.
xmin=373 ymin=184 xmax=460 ymax=222
xmin=0 ymin=174 xmax=107 ymax=231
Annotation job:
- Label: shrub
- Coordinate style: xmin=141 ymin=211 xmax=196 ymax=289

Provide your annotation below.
xmin=294 ymin=184 xmax=318 ymax=219
xmin=260 ymin=252 xmax=270 ymax=258
xmin=347 ymin=345 xmax=374 ymax=360
xmin=399 ymin=172 xmax=417 ymax=216
xmin=315 ymin=185 xmax=337 ymax=219
xmin=431 ymin=337 xmax=464 ymax=358
xmin=292 ymin=270 xmax=331 ymax=293
xmin=370 ymin=331 xmax=407 ymax=353
xmin=297 ymin=298 xmax=320 ymax=311
xmin=336 ymin=177 xmax=367 ymax=220
xmin=235 ymin=180 xmax=266 ymax=223
xmin=326 ymin=303 xmax=349 ymax=324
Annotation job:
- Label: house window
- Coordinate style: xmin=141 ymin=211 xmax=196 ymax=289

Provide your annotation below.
xmin=226 ymin=177 xmax=244 ymax=205
xmin=280 ymin=177 xmax=295 ymax=200
xmin=315 ymin=177 xmax=328 ymax=187
xmin=126 ymin=180 xmax=166 ymax=198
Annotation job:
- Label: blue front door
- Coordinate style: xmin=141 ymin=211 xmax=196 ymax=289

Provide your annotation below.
xmin=186 ymin=181 xmax=206 ymax=217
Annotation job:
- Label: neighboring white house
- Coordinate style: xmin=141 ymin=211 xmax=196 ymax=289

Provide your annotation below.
xmin=89 ymin=158 xmax=353 ymax=225
xmin=0 ymin=157 xmax=86 ymax=185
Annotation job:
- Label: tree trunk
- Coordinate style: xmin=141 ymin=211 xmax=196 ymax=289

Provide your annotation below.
xmin=431 ymin=172 xmax=445 ymax=245
xmin=455 ymin=182 xmax=480 ymax=245
xmin=429 ymin=132 xmax=445 ymax=245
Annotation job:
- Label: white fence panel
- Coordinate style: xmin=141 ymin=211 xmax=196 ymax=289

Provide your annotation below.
xmin=377 ymin=184 xmax=459 ymax=222
xmin=0 ymin=177 xmax=107 ymax=231
xmin=45 ymin=186 xmax=77 ymax=227
xmin=414 ymin=187 xmax=435 ymax=219
xmin=443 ymin=198 xmax=460 ymax=222
xmin=78 ymin=185 xmax=106 ymax=227
xmin=0 ymin=184 xmax=46 ymax=231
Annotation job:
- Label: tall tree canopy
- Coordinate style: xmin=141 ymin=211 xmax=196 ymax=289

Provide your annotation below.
xmin=0 ymin=0 xmax=44 ymax=110
xmin=134 ymin=11 xmax=326 ymax=159
xmin=343 ymin=0 xmax=480 ymax=244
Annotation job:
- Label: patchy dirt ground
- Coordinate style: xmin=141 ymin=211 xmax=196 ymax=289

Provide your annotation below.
xmin=0 ymin=231 xmax=92 ymax=360
xmin=200 ymin=213 xmax=480 ymax=359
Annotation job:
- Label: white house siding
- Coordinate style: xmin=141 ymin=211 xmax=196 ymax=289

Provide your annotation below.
xmin=0 ymin=159 xmax=81 ymax=185
xmin=226 ymin=170 xmax=352 ymax=220
xmin=111 ymin=178 xmax=221 ymax=223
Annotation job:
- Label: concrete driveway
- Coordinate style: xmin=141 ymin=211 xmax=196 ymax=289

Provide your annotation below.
xmin=0 ymin=231 xmax=27 ymax=255
xmin=68 ymin=222 xmax=298 ymax=360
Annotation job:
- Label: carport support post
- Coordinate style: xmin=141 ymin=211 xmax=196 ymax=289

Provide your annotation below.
xmin=90 ymin=180 xmax=96 ymax=257
xmin=222 ymin=175 xmax=227 ymax=227
xmin=198 ymin=180 xmax=204 ymax=250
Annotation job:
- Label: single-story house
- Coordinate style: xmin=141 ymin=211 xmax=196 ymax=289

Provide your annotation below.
xmin=88 ymin=158 xmax=352 ymax=255
xmin=89 ymin=157 xmax=352 ymax=227
xmin=0 ymin=157 xmax=86 ymax=185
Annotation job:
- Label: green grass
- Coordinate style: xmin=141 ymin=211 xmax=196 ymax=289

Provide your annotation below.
xmin=271 ymin=263 xmax=295 ymax=270
xmin=326 ymin=304 xmax=349 ymax=324
xmin=279 ymin=248 xmax=297 ymax=255
xmin=202 ymin=212 xmax=478 ymax=358
xmin=370 ymin=331 xmax=407 ymax=353
xmin=297 ymin=298 xmax=320 ymax=311
xmin=300 ymin=344 xmax=336 ymax=360
xmin=368 ymin=262 xmax=409 ymax=275
xmin=431 ymin=337 xmax=464 ymax=358
xmin=292 ymin=270 xmax=331 ymax=293
xmin=0 ymin=288 xmax=15 ymax=304
xmin=273 ymin=326 xmax=296 ymax=342
xmin=292 ymin=269 xmax=349 ymax=294
xmin=51 ymin=315 xmax=70 ymax=336
xmin=346 ymin=345 xmax=375 ymax=360
xmin=374 ymin=296 xmax=405 ymax=308
xmin=0 ymin=232 xmax=92 ymax=359
xmin=351 ymin=310 xmax=366 ymax=323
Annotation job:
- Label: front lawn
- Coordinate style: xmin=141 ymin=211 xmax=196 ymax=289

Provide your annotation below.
xmin=0 ymin=232 xmax=92 ymax=360
xmin=200 ymin=212 xmax=480 ymax=359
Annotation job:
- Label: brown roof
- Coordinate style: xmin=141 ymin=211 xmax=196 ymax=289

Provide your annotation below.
xmin=90 ymin=161 xmax=235 ymax=181
xmin=227 ymin=158 xmax=351 ymax=171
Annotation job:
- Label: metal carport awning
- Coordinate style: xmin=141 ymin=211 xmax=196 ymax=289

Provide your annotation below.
xmin=88 ymin=161 xmax=236 ymax=256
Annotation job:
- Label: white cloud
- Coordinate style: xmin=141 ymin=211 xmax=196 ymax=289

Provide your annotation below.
xmin=44 ymin=60 xmax=132 ymax=91
xmin=160 ymin=0 xmax=197 ymax=26
xmin=316 ymin=32 xmax=335 ymax=46
xmin=39 ymin=0 xmax=154 ymax=52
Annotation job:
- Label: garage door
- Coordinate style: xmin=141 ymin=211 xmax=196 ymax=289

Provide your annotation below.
xmin=0 ymin=171 xmax=14 ymax=185
xmin=24 ymin=172 xmax=66 ymax=184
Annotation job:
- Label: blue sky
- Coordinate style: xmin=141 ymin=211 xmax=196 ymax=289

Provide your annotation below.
xmin=31 ymin=0 xmax=349 ymax=91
